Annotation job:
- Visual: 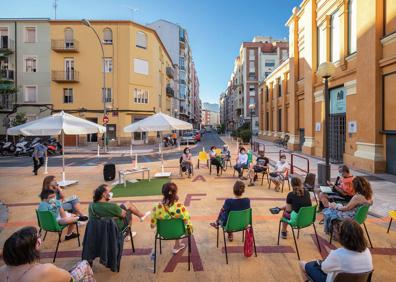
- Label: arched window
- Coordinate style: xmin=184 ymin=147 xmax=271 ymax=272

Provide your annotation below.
xmin=103 ymin=28 xmax=113 ymax=44
xmin=64 ymin=28 xmax=74 ymax=48
xmin=136 ymin=31 xmax=147 ymax=49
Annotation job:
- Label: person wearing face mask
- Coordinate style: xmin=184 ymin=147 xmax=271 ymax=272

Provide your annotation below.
xmin=181 ymin=147 xmax=193 ymax=177
xmin=317 ymin=165 xmax=355 ymax=209
xmin=234 ymin=147 xmax=249 ymax=179
xmin=38 ymin=189 xmax=88 ymax=241
xmin=41 ymin=175 xmax=86 ymax=218
xmin=89 ymin=184 xmax=150 ymax=240
xmin=0 ymin=226 xmax=95 ymax=282
xmin=269 ymin=154 xmax=289 ymax=192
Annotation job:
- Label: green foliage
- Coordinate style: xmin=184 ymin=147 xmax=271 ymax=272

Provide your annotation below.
xmin=11 ymin=112 xmax=27 ymax=127
xmin=232 ymin=122 xmax=252 ymax=143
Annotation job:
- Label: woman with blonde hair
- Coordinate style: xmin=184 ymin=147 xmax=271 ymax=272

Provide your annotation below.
xmin=270 ymin=177 xmax=312 ymax=239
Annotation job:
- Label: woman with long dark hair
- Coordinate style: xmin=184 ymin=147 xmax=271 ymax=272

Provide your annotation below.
xmin=0 ymin=226 xmax=95 ymax=281
xmin=150 ymin=182 xmax=192 ymax=254
xmin=181 ymin=147 xmax=193 ymax=177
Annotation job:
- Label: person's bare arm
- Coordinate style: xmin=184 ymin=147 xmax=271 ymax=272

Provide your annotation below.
xmin=40 ymin=263 xmax=72 ymax=282
xmin=337 ymin=196 xmax=359 ymax=212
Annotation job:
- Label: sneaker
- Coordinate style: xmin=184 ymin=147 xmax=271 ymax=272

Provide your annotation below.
xmin=140 ymin=211 xmax=151 ymax=222
xmin=269 ymin=207 xmax=281 ymax=214
xmin=172 ymin=243 xmax=186 ymax=254
xmin=281 ymin=231 xmax=288 ymax=239
xmin=65 ymin=232 xmax=79 ymax=240
xmin=248 ymin=183 xmax=255 ymax=187
xmin=209 ymin=222 xmax=219 ymax=229
xmin=78 ymin=215 xmax=88 ymax=222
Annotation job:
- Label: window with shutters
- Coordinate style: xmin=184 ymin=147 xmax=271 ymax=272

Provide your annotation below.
xmin=133 ymin=88 xmax=149 ymax=104
xmin=348 ymin=0 xmax=357 ymax=54
xmin=24 ymin=56 xmax=37 ymax=72
xmin=103 ymin=58 xmax=112 ymax=73
xmin=103 ymin=28 xmax=113 ymax=44
xmin=24 ymin=27 xmax=36 ymax=43
xmin=136 ymin=31 xmax=147 ymax=49
xmin=102 ymin=88 xmax=112 ymax=102
xmin=63 ymin=88 xmax=73 ymax=104
xmin=24 ymin=86 xmax=37 ymax=103
xmin=133 ymin=58 xmax=149 ymax=75
xmin=331 ymin=10 xmax=341 ymax=62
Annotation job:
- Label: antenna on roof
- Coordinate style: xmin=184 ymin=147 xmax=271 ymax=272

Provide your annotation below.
xmin=53 ymin=0 xmax=58 ymax=19
xmin=122 ymin=6 xmax=139 ymax=21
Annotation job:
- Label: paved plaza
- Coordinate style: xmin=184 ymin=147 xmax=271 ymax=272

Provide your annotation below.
xmin=0 ymin=134 xmax=396 ymax=281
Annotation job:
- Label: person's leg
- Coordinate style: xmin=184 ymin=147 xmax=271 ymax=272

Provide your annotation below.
xmin=32 ymin=158 xmax=39 ymax=174
xmin=319 ymin=193 xmax=330 ymax=208
xmin=304 ymin=261 xmax=327 ymax=282
xmin=71 ymin=201 xmax=85 ymax=216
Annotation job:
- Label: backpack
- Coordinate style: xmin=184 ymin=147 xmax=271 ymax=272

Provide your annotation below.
xmin=243 ymin=227 xmax=254 ymax=257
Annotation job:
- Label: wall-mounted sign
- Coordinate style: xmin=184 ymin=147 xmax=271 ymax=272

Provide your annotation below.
xmin=330 ymin=87 xmax=346 ymax=114
xmin=348 ymin=121 xmax=357 ymax=133
xmin=315 ymin=122 xmax=321 ymax=132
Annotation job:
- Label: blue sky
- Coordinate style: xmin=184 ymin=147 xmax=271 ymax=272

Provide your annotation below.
xmin=1 ymin=0 xmax=298 ymax=104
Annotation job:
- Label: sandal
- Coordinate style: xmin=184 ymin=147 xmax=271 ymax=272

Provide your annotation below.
xmin=210 ymin=222 xmax=219 ymax=229
xmin=172 ymin=243 xmax=186 ymax=254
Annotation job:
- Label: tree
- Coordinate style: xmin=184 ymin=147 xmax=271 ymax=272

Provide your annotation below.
xmin=11 ymin=112 xmax=27 ymax=127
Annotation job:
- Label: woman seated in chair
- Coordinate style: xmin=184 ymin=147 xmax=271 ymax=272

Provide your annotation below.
xmin=271 ymin=177 xmax=311 ymax=239
xmin=300 ymin=219 xmax=373 ymax=282
xmin=180 ymin=147 xmax=193 ymax=177
xmin=234 ymin=147 xmax=249 ymax=180
xmin=269 ymin=154 xmax=288 ymax=192
xmin=209 ymin=146 xmax=224 ymax=176
xmin=150 ymin=182 xmax=192 ymax=254
xmin=322 ymin=176 xmax=373 ymax=236
xmin=0 ymin=226 xmax=95 ymax=282
xmin=41 ymin=175 xmax=86 ymax=218
xmin=38 ymin=189 xmax=87 ymax=241
xmin=248 ymin=152 xmax=269 ymax=186
xmin=210 ymin=181 xmax=250 ymax=241
xmin=221 ymin=144 xmax=231 ymax=161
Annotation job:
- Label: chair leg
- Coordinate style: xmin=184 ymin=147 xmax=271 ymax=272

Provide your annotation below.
xmin=159 ymin=238 xmax=162 ymax=254
xmin=251 ymin=227 xmax=257 ymax=257
xmin=216 ymin=226 xmax=219 ymax=248
xmin=75 ymin=223 xmax=80 ymax=247
xmin=197 ymin=160 xmax=200 ymax=169
xmin=268 ymin=180 xmax=272 ymax=190
xmin=153 ymin=236 xmax=157 ymax=273
xmin=223 ymin=229 xmax=228 ymax=264
xmin=43 ymin=231 xmax=48 ymax=241
xmin=313 ymin=223 xmax=321 ymax=253
xmin=281 ymin=180 xmax=285 ymax=193
xmin=387 ymin=218 xmax=393 ymax=234
xmin=277 ymin=220 xmax=282 ymax=245
xmin=129 ymin=227 xmax=135 ymax=253
xmin=261 ymin=173 xmax=264 ymax=186
xmin=209 ymin=164 xmax=212 ymax=175
xmin=53 ymin=232 xmax=62 ymax=263
xmin=291 ymin=228 xmax=300 ymax=260
xmin=242 ymin=230 xmax=244 ymax=242
xmin=363 ymin=222 xmax=373 ymax=248
xmin=266 ymin=173 xmax=269 ymax=184
xmin=297 ymin=228 xmax=300 ymax=239
xmin=188 ymin=236 xmax=191 ymax=271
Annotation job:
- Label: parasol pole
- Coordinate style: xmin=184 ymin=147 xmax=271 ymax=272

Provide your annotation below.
xmin=62 ymin=130 xmax=65 ymax=182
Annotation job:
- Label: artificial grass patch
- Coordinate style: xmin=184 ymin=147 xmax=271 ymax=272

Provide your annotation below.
xmin=111 ymin=178 xmax=169 ymax=197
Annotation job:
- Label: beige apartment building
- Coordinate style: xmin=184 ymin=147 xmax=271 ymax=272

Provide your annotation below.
xmin=259 ymin=0 xmax=396 ymax=174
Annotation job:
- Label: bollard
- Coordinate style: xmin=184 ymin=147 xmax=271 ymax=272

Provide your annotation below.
xmin=97 ymin=143 xmax=100 ymax=157
xmin=129 ymin=144 xmax=133 ymax=157
xmin=43 ymin=157 xmax=48 ymax=175
xmin=135 ymin=154 xmax=138 ymax=169
xmin=202 ymin=146 xmax=205 ymax=152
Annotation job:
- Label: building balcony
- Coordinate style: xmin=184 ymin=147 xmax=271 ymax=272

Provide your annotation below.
xmin=0 ymin=69 xmax=14 ymax=81
xmin=166 ymin=67 xmax=174 ymax=79
xmin=51 ymin=40 xmax=79 ymax=52
xmin=0 ymin=91 xmax=15 ymax=111
xmin=52 ymin=71 xmax=79 ymax=82
xmin=166 ymin=84 xmax=174 ymax=97
xmin=0 ymin=37 xmax=14 ymax=56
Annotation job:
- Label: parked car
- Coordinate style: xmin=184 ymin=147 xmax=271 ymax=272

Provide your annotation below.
xmin=180 ymin=132 xmax=197 ymax=144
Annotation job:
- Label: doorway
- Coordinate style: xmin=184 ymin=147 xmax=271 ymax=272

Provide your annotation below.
xmin=86 ymin=118 xmax=98 ymax=143
xmin=329 ymin=114 xmax=346 ymax=163
xmin=386 ymin=135 xmax=396 ymax=175
xmin=299 ymin=128 xmax=305 ymax=151
xmin=64 ymin=58 xmax=74 ymax=80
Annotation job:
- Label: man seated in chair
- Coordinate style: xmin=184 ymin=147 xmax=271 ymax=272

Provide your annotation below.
xmin=221 ymin=145 xmax=231 ymax=161
xmin=38 ymin=189 xmax=88 ymax=241
xmin=248 ymin=152 xmax=269 ymax=186
xmin=89 ymin=184 xmax=150 ymax=240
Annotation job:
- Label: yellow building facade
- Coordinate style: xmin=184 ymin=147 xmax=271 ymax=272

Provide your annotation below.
xmin=259 ymin=0 xmax=396 ymax=174
xmin=50 ymin=20 xmax=174 ymax=145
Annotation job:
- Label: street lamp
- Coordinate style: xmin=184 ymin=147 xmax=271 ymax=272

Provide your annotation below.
xmin=82 ymin=19 xmax=107 ymax=152
xmin=249 ymin=103 xmax=255 ymax=150
xmin=317 ymin=61 xmax=336 ymax=184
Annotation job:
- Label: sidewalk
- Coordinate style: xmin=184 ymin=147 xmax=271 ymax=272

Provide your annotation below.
xmin=222 ymin=136 xmax=396 ymax=218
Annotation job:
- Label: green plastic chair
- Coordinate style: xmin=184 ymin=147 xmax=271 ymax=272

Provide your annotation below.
xmin=277 ymin=205 xmax=321 ymax=260
xmin=154 ymin=218 xmax=191 ymax=273
xmin=216 ymin=208 xmax=257 ymax=264
xmin=330 ymin=205 xmax=373 ymax=248
xmin=36 ymin=209 xmax=80 ymax=262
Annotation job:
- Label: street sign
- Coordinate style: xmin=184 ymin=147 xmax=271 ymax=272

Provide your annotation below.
xmin=103 ymin=115 xmax=109 ymax=124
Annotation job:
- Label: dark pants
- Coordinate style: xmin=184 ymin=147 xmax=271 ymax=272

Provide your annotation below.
xmin=33 ymin=157 xmax=45 ymax=173
xmin=211 ymin=158 xmax=223 ymax=174
xmin=305 ymin=261 xmax=327 ymax=282
xmin=234 ymin=163 xmax=248 ymax=177
xmin=120 ymin=204 xmax=132 ymax=229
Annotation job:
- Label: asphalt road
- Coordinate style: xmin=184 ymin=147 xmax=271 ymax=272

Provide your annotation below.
xmin=0 ymin=132 xmax=225 ymax=168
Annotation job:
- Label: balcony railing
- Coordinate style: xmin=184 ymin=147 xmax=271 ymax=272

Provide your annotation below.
xmin=0 ymin=37 xmax=15 ymax=55
xmin=0 ymin=92 xmax=14 ymax=111
xmin=52 ymin=71 xmax=79 ymax=82
xmin=166 ymin=84 xmax=174 ymax=97
xmin=51 ymin=40 xmax=79 ymax=52
xmin=0 ymin=69 xmax=14 ymax=81
xmin=166 ymin=67 xmax=174 ymax=79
